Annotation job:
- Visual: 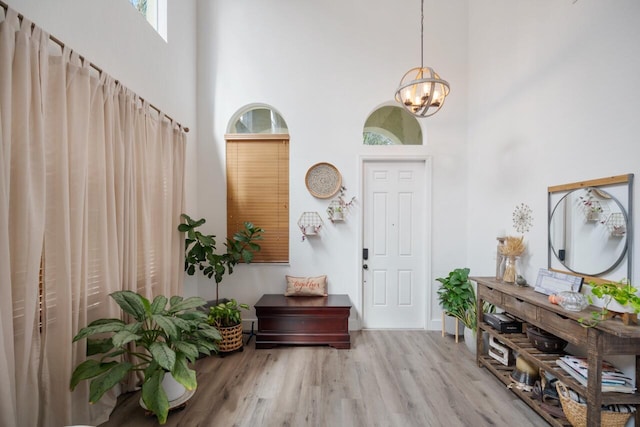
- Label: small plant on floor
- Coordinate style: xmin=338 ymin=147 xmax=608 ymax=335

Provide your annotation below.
xmin=437 ymin=268 xmax=476 ymax=325
xmin=437 ymin=267 xmax=495 ymax=335
xmin=208 ymin=299 xmax=249 ymax=328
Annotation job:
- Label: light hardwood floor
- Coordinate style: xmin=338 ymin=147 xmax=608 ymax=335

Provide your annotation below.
xmin=99 ymin=331 xmax=547 ymax=427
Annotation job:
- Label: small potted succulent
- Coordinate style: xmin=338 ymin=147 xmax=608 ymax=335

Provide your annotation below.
xmin=326 ymin=186 xmax=356 ymax=222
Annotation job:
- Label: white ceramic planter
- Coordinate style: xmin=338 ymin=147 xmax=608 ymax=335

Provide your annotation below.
xmin=162 ymin=372 xmax=186 ymax=402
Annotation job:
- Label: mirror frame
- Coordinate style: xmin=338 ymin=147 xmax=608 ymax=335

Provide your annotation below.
xmin=547 ymin=174 xmax=634 ymax=283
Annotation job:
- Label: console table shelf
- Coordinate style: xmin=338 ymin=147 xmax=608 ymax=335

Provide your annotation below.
xmin=473 ymin=277 xmax=640 ymax=427
xmin=478 ymin=354 xmax=572 ymax=427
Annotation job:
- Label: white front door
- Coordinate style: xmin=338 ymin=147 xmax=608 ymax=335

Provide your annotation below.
xmin=362 ymin=160 xmax=427 ymax=329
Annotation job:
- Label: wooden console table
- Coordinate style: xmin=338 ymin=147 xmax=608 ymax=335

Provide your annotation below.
xmin=254 ymin=294 xmax=351 ymax=349
xmin=472 ymin=277 xmax=640 ymax=427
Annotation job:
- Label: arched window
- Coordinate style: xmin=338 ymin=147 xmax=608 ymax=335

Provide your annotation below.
xmin=363 ymin=105 xmax=422 ymax=145
xmin=228 ymin=105 xmax=288 ymax=134
xmin=226 ymin=105 xmax=289 ymax=262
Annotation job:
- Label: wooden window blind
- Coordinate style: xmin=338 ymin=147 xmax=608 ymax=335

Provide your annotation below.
xmin=226 ymin=135 xmax=289 ymax=263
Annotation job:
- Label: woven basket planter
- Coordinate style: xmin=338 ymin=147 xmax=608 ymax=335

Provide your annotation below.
xmin=217 ymin=323 xmax=243 ymax=353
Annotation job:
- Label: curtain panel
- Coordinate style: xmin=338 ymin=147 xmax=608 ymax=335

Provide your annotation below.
xmin=0 ymin=7 xmax=186 ymax=426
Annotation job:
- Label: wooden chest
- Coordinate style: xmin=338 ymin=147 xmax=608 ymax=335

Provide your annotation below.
xmin=254 ymin=294 xmax=351 ymax=349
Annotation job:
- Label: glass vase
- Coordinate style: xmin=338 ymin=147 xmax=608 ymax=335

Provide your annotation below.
xmin=503 ymin=256 xmax=520 ymax=284
xmin=496 ymin=254 xmax=506 ymax=281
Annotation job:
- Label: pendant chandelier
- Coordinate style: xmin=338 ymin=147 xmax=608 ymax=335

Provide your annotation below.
xmin=395 ymin=0 xmax=450 ymax=118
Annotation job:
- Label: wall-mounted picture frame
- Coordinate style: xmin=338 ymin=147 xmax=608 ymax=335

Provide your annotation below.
xmin=534 ymin=268 xmax=583 ymax=296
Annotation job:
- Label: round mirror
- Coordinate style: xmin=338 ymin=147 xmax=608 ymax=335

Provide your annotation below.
xmin=549 ymin=187 xmax=628 ymax=276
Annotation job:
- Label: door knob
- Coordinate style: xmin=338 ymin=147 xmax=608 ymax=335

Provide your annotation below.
xmin=363 ymin=264 xmax=368 ymax=270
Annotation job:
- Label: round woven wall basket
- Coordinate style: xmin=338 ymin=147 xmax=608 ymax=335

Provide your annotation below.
xmin=217 ymin=323 xmax=243 ymax=353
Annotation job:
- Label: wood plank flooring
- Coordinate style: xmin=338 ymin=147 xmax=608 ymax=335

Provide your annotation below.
xmin=99 ymin=331 xmax=547 ymax=427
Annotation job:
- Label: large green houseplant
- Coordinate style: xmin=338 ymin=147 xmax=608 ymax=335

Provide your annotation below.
xmin=178 ymin=214 xmax=263 ymax=302
xmin=69 ymin=291 xmax=220 ymax=424
xmin=437 ymin=268 xmax=495 ymax=330
xmin=436 ymin=267 xmax=477 ymax=326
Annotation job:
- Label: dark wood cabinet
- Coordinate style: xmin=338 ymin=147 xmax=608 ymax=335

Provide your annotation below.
xmin=254 ymin=294 xmax=351 ymax=349
xmin=473 ymin=276 xmax=640 ymax=427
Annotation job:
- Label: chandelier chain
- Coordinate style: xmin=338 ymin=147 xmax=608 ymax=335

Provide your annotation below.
xmin=420 ymin=0 xmax=424 ymax=69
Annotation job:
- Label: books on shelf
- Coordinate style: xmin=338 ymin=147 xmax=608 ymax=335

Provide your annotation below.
xmin=555 ymin=355 xmax=637 ymax=394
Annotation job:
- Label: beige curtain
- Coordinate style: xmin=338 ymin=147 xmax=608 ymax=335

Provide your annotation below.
xmin=0 ymin=6 xmax=186 ymax=427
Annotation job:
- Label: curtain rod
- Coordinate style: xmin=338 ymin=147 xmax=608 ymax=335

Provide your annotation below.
xmin=0 ymin=0 xmax=189 ymax=133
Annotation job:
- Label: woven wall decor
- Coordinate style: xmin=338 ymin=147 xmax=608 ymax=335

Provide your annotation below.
xmin=305 ymin=162 xmax=342 ymax=199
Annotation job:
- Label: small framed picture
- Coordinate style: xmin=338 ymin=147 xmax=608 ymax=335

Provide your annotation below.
xmin=534 ymin=268 xmax=583 ymax=295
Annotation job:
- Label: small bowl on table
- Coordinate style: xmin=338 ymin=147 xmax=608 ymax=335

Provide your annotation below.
xmin=526 ymin=326 xmax=568 ymax=353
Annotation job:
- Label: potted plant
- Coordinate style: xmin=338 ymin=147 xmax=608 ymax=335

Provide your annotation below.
xmin=580 ymin=279 xmax=640 ymax=327
xmin=579 ymin=188 xmax=605 ymax=222
xmin=326 ymin=186 xmax=355 ymax=222
xmin=327 ymin=205 xmax=344 ymax=221
xmin=179 ymin=214 xmax=263 ymax=303
xmin=69 ymin=291 xmax=220 ymax=424
xmin=461 ymin=291 xmax=495 ymax=355
xmin=207 ymin=299 xmax=249 ymax=354
xmin=179 ymin=214 xmax=262 ymax=353
xmin=436 ymin=267 xmax=495 ymax=354
xmin=436 ymin=267 xmax=476 ymax=327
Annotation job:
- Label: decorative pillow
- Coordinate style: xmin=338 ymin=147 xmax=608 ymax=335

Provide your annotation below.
xmin=285 ymin=275 xmax=328 ymax=297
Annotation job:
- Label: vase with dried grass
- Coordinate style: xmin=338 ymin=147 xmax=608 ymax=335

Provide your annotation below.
xmin=499 ymin=236 xmax=526 ymax=283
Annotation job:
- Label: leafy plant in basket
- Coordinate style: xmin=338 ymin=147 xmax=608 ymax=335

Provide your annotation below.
xmin=208 ymin=299 xmax=249 ymax=328
xmin=69 ymin=291 xmax=221 ymax=424
xmin=179 ymin=214 xmax=263 ymax=302
xmin=208 ymin=299 xmax=250 ymax=354
xmin=579 ymin=279 xmax=640 ymax=327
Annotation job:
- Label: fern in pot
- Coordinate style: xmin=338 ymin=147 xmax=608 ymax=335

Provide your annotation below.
xmin=69 ymin=291 xmax=220 ymax=424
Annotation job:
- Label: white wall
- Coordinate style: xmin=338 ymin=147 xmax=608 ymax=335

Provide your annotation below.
xmin=196 ymin=0 xmax=469 ymax=329
xmin=6 ymin=0 xmax=200 ymax=294
xmin=11 ymin=0 xmax=637 ymax=331
xmin=467 ymin=1 xmax=640 ymax=287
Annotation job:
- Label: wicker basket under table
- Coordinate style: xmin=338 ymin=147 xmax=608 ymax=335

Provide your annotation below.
xmin=556 ymin=381 xmax=631 ymax=427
